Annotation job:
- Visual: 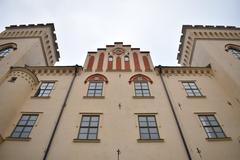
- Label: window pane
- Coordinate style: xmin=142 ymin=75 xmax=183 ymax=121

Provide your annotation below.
xmin=15 ymin=127 xmax=24 ymax=132
xmin=209 ymin=121 xmax=218 ymax=126
xmin=27 ymin=121 xmax=35 ymax=126
xmin=89 ymin=128 xmax=97 ymax=134
xmin=139 ymin=117 xmax=147 ymax=122
xmin=23 ymin=127 xmax=32 ymax=132
xmin=81 ymin=121 xmax=90 ymax=126
xmin=207 ymin=132 xmax=216 ymax=138
xmin=18 ymin=120 xmax=27 ymax=125
xmin=79 ymin=133 xmax=87 ymax=139
xmin=216 ymin=132 xmax=225 ymax=138
xmin=11 ymin=132 xmax=20 ymax=138
xmin=205 ymin=127 xmax=213 ymax=133
xmin=213 ymin=127 xmax=222 ymax=133
xmin=149 ymin=128 xmax=158 ymax=133
xmin=140 ymin=133 xmax=150 ymax=139
xmin=150 ymin=133 xmax=159 ymax=139
xmin=139 ymin=122 xmax=148 ymax=127
xmin=90 ymin=122 xmax=98 ymax=127
xmin=201 ymin=121 xmax=210 ymax=126
xmin=88 ymin=134 xmax=97 ymax=139
xmin=79 ymin=128 xmax=88 ymax=134
xmin=20 ymin=132 xmax=29 ymax=138
xmin=148 ymin=122 xmax=156 ymax=127
xmin=140 ymin=128 xmax=149 ymax=134
xmin=29 ymin=116 xmax=38 ymax=121
xmin=91 ymin=116 xmax=99 ymax=121
xmin=21 ymin=115 xmax=29 ymax=120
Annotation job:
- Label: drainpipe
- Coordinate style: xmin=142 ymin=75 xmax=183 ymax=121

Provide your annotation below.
xmin=43 ymin=65 xmax=80 ymax=160
xmin=158 ymin=66 xmax=192 ymax=160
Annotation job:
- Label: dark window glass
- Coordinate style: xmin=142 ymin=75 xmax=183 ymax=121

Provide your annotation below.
xmin=87 ymin=82 xmax=103 ymax=97
xmin=78 ymin=115 xmax=99 ymax=140
xmin=199 ymin=115 xmax=226 ymax=139
xmin=227 ymin=48 xmax=240 ymax=60
xmin=182 ymin=82 xmax=203 ymax=97
xmin=35 ymin=82 xmax=54 ymax=97
xmin=11 ymin=114 xmax=38 ymax=138
xmin=0 ymin=47 xmax=14 ymax=57
xmin=134 ymin=82 xmax=150 ymax=96
xmin=138 ymin=115 xmax=160 ymax=140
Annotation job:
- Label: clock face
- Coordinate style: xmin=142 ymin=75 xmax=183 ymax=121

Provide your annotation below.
xmin=112 ymin=48 xmax=125 ymax=55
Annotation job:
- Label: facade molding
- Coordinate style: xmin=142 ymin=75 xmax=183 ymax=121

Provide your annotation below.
xmin=84 ymin=74 xmax=108 ymax=83
xmin=129 ymin=74 xmax=153 ymax=84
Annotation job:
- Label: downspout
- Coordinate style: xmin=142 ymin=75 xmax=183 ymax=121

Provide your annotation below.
xmin=43 ymin=65 xmax=80 ymax=160
xmin=158 ymin=66 xmax=192 ymax=160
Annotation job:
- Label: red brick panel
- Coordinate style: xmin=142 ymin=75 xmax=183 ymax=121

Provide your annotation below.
xmin=86 ymin=56 xmax=94 ymax=71
xmin=133 ymin=52 xmax=141 ymax=71
xmin=116 ymin=57 xmax=121 ymax=70
xmin=96 ymin=52 xmax=104 ymax=71
xmin=124 ymin=56 xmax=130 ymax=71
xmin=143 ymin=56 xmax=151 ymax=71
xmin=107 ymin=56 xmax=113 ymax=71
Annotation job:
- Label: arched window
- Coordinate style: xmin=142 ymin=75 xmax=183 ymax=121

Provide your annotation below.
xmin=0 ymin=43 xmax=17 ymax=58
xmin=124 ymin=55 xmax=129 ymax=61
xmin=108 ymin=55 xmax=113 ymax=61
xmin=84 ymin=74 xmax=108 ymax=97
xmin=225 ymin=44 xmax=240 ymax=60
xmin=129 ymin=74 xmax=153 ymax=97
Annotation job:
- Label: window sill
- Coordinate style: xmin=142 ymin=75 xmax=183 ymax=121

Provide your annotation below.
xmin=31 ymin=96 xmax=51 ymax=99
xmin=206 ymin=137 xmax=232 ymax=141
xmin=137 ymin=139 xmax=164 ymax=143
xmin=5 ymin=137 xmax=31 ymax=141
xmin=186 ymin=95 xmax=206 ymax=98
xmin=83 ymin=96 xmax=105 ymax=99
xmin=73 ymin=139 xmax=101 ymax=143
xmin=132 ymin=96 xmax=155 ymax=99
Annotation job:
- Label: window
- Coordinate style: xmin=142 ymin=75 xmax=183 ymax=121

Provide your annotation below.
xmin=108 ymin=56 xmax=113 ymax=61
xmin=138 ymin=115 xmax=160 ymax=140
xmin=227 ymin=47 xmax=240 ymax=60
xmin=78 ymin=115 xmax=99 ymax=140
xmin=35 ymin=82 xmax=54 ymax=97
xmin=199 ymin=115 xmax=226 ymax=139
xmin=134 ymin=81 xmax=150 ymax=96
xmin=11 ymin=114 xmax=38 ymax=138
xmin=87 ymin=82 xmax=103 ymax=97
xmin=182 ymin=81 xmax=202 ymax=96
xmin=124 ymin=56 xmax=129 ymax=61
xmin=0 ymin=47 xmax=14 ymax=57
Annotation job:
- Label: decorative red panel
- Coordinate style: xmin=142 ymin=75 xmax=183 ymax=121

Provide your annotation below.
xmin=124 ymin=60 xmax=130 ymax=71
xmin=116 ymin=57 xmax=121 ymax=70
xmin=96 ymin=52 xmax=104 ymax=71
xmin=86 ymin=56 xmax=95 ymax=71
xmin=143 ymin=56 xmax=151 ymax=71
xmin=84 ymin=74 xmax=108 ymax=83
xmin=107 ymin=56 xmax=113 ymax=71
xmin=133 ymin=52 xmax=141 ymax=71
xmin=129 ymin=74 xmax=153 ymax=84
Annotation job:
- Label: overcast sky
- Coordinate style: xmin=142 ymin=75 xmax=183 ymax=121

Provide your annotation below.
xmin=1 ymin=0 xmax=239 ymax=66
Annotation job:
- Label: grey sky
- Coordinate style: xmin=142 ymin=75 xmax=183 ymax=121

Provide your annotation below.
xmin=1 ymin=0 xmax=239 ymax=66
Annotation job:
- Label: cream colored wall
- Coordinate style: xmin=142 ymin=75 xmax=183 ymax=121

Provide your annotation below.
xmin=0 ymin=73 xmax=74 ymax=160
xmin=162 ymin=73 xmax=240 ymax=160
xmin=46 ymin=70 xmax=188 ymax=160
xmin=0 ymin=72 xmax=33 ymax=136
xmin=191 ymin=40 xmax=240 ymax=103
